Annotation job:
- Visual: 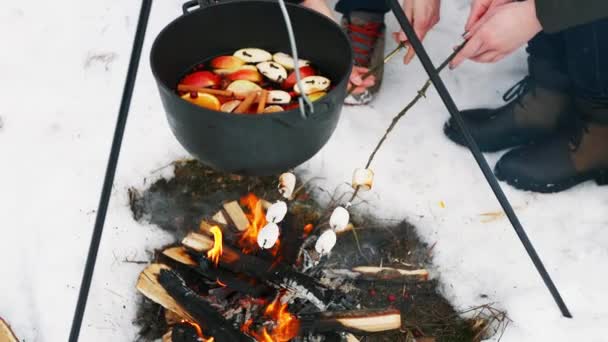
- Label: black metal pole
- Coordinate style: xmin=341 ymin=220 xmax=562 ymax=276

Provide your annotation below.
xmin=387 ymin=0 xmax=572 ymax=318
xmin=68 ymin=1 xmax=153 ymax=340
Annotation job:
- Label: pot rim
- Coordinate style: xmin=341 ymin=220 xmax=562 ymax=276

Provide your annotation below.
xmin=150 ymin=0 xmax=353 ymax=120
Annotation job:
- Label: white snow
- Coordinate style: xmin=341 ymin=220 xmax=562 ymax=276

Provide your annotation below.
xmin=0 ymin=0 xmax=606 ymax=341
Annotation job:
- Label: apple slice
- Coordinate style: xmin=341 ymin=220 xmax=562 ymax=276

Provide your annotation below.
xmin=228 ymin=69 xmax=263 ymax=83
xmin=180 ymin=92 xmax=221 ymax=111
xmin=266 ymin=90 xmax=291 ymax=104
xmin=210 ymin=56 xmax=245 ymax=70
xmin=263 ymin=105 xmax=285 ymax=113
xmin=294 ymin=76 xmax=331 ymax=95
xmin=234 ymin=48 xmax=272 ymax=63
xmin=282 ymin=66 xmax=316 ymax=90
xmin=256 ymin=61 xmax=287 ymax=83
xmin=181 ymin=71 xmax=220 ymax=88
xmin=226 ymin=80 xmax=262 ymax=97
xmin=220 ymin=100 xmax=242 ymax=113
xmin=308 ymin=91 xmax=327 ymax=102
xmin=273 ymin=52 xmax=310 ymax=70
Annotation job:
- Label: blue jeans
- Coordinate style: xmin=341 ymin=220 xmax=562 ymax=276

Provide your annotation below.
xmin=522 ymin=18 xmax=608 ymax=100
xmin=334 ymin=0 xmax=390 ymax=15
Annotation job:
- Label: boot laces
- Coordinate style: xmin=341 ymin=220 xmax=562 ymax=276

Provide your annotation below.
xmin=502 ymin=76 xmax=535 ymax=104
xmin=346 ymin=21 xmax=382 ymax=66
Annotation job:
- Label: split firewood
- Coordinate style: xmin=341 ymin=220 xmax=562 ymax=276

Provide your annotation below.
xmin=182 ymin=232 xmax=334 ymax=309
xmin=212 ymin=210 xmax=228 ymax=225
xmin=299 ymin=308 xmax=402 ymax=335
xmin=157 ymin=268 xmax=255 ymax=342
xmin=0 ymin=317 xmax=19 ymax=342
xmin=165 ymin=309 xmax=186 ymax=326
xmin=352 ymin=266 xmax=429 ymax=281
xmin=136 ymin=264 xmax=194 ymax=322
xmin=222 ymin=201 xmax=249 ymax=231
xmin=162 ymin=246 xmax=273 ymax=297
xmin=162 ymin=330 xmax=172 ymax=342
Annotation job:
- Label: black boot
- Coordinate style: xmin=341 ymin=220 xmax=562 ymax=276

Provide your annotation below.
xmin=494 ymin=98 xmax=608 ymax=193
xmin=443 ymin=76 xmax=572 ymax=152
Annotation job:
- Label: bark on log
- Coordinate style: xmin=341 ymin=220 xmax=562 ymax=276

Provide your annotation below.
xmin=157 ymin=268 xmax=255 ymax=342
xmin=182 ymin=232 xmax=334 ymax=309
xmin=0 ymin=317 xmax=19 ymax=342
xmin=299 ymin=309 xmax=402 ymax=335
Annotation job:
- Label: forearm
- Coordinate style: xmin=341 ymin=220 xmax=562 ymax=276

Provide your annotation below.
xmin=299 ymin=0 xmax=337 ymax=22
xmin=535 ymin=0 xmax=608 ymax=33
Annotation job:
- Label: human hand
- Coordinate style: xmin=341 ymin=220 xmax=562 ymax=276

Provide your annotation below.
xmin=465 ymin=0 xmax=513 ymax=33
xmin=450 ymin=0 xmax=542 ymax=68
xmin=392 ymin=0 xmax=441 ymax=64
xmin=347 ymin=66 xmax=375 ymax=95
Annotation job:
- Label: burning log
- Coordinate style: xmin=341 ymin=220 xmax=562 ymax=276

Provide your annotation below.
xmin=169 ymin=322 xmax=208 ymax=342
xmin=157 ymin=268 xmax=255 ymax=342
xmin=162 ymin=246 xmax=273 ymax=297
xmin=137 ymin=264 xmax=195 ymax=321
xmin=299 ymin=309 xmax=402 ymax=335
xmin=222 ymin=201 xmax=249 ymax=231
xmin=182 ymin=232 xmax=334 ymax=309
xmin=0 ymin=317 xmax=18 ymax=342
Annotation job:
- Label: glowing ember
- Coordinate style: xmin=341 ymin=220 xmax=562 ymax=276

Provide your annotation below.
xmin=242 ymin=293 xmax=300 ymax=342
xmin=303 ymin=223 xmax=314 ymax=236
xmin=207 ymin=225 xmax=223 ymax=267
xmin=238 ymin=193 xmax=268 ymax=253
xmin=216 ymin=279 xmax=227 ymax=287
xmin=181 ymin=320 xmax=215 ymax=342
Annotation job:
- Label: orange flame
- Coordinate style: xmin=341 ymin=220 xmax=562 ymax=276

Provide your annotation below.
xmin=241 ymin=293 xmax=300 ymax=342
xmin=181 ymin=320 xmax=215 ymax=342
xmin=216 ymin=279 xmax=227 ymax=287
xmin=238 ymin=193 xmax=268 ymax=253
xmin=207 ymin=226 xmax=223 ymax=267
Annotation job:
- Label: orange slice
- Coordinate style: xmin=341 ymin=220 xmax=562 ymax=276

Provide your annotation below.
xmin=181 ymin=92 xmax=221 ymax=111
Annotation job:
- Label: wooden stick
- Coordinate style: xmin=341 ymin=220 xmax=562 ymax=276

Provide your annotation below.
xmin=299 ymin=309 xmax=402 ymax=334
xmin=352 ymin=266 xmax=429 ymax=281
xmin=0 ymin=317 xmax=19 ymax=342
xmin=177 ymin=84 xmax=234 ymax=97
xmin=234 ymin=91 xmax=258 ymax=114
xmin=257 ymin=90 xmax=268 ymax=114
xmin=136 ymin=264 xmax=195 ymax=322
xmin=212 ymin=210 xmax=228 ymax=225
xmin=222 ymin=201 xmax=249 ymax=231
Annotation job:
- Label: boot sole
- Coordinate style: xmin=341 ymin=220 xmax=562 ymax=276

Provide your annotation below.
xmin=495 ymin=169 xmax=608 ymax=193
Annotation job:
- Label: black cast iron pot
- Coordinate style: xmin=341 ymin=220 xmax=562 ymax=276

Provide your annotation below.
xmin=150 ymin=0 xmax=353 ymax=176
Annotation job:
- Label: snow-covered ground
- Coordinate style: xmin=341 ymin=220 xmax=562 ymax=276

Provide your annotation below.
xmin=1 ymin=0 xmax=606 ymax=341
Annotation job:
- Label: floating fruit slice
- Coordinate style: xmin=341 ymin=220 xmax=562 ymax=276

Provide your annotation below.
xmin=226 ymin=80 xmax=262 ymax=97
xmin=266 ymin=90 xmax=291 ymax=104
xmin=282 ymin=66 xmax=316 ymax=89
xmin=211 ymin=56 xmax=245 ymax=70
xmin=181 ymin=92 xmax=221 ymax=111
xmin=263 ymin=105 xmax=284 ymax=113
xmin=294 ymin=75 xmax=331 ymax=94
xmin=220 ymin=100 xmax=242 ymax=113
xmin=256 ymin=61 xmax=287 ymax=83
xmin=234 ymin=48 xmax=272 ymax=63
xmin=308 ymin=91 xmax=327 ymax=102
xmin=227 ymin=69 xmax=263 ymax=83
xmin=273 ymin=52 xmax=310 ymax=70
xmin=181 ymin=71 xmax=220 ymax=88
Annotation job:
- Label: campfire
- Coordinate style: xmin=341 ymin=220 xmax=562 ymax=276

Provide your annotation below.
xmin=131 ymin=161 xmax=491 ymax=341
xmin=136 ymin=176 xmax=411 ymax=341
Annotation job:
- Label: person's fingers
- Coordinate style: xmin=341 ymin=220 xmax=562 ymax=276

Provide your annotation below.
xmin=353 ymin=66 xmax=369 ymax=73
xmin=403 ymin=43 xmax=415 ymax=64
xmin=471 ymin=50 xmax=500 ymax=63
xmin=361 ymin=75 xmax=376 ymax=88
xmin=465 ymin=0 xmax=489 ymax=31
xmin=393 ymin=31 xmax=407 ymax=44
xmin=449 ymin=37 xmax=484 ymax=69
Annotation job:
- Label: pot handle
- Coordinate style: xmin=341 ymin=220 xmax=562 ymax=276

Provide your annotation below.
xmin=182 ymin=0 xmax=219 ymax=14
